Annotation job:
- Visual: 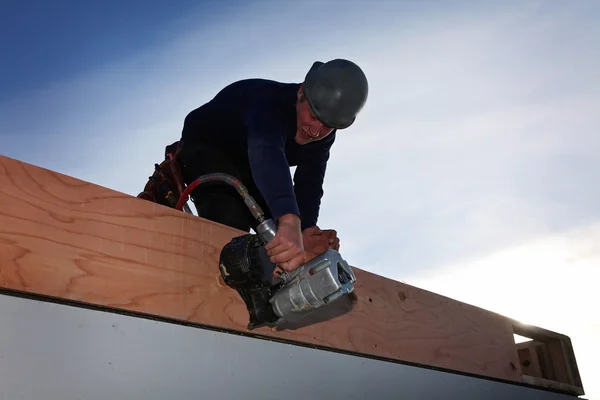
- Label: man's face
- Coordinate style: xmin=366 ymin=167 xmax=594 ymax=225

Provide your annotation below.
xmin=295 ymin=87 xmax=334 ymax=145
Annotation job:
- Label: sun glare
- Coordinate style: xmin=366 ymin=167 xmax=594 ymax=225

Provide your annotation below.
xmin=405 ymin=223 xmax=599 ymax=399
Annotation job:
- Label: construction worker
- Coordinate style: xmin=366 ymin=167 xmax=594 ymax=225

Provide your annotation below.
xmin=177 ymin=59 xmax=368 ymax=273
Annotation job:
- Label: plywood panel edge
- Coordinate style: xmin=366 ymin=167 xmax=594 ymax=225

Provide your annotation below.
xmin=1 ymin=154 xmax=543 ymax=386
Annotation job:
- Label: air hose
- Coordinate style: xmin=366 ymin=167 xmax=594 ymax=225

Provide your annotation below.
xmin=175 ymin=173 xmax=268 ymax=223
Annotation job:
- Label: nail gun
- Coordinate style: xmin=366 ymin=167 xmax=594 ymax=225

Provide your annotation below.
xmin=176 ymin=172 xmax=357 ymax=330
xmin=219 ymin=218 xmax=356 ymax=330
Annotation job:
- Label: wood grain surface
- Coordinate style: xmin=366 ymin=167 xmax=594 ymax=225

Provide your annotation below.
xmin=0 ymin=154 xmax=526 ymax=384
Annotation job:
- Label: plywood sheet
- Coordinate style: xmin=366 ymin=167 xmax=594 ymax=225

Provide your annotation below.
xmin=0 ymin=154 xmax=526 ymax=383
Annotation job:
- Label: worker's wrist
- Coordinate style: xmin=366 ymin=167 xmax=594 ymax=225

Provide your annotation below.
xmin=278 ymin=213 xmax=300 ymax=227
xmin=302 ymin=224 xmax=318 ymax=233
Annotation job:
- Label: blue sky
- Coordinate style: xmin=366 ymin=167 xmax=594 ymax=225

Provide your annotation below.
xmin=2 ymin=0 xmax=600 ymax=397
xmin=1 ymin=0 xmax=202 ymax=97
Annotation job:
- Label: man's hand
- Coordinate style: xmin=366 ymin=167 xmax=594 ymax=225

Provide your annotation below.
xmin=303 ymin=226 xmax=341 ymax=260
xmin=322 ymin=229 xmax=340 ymax=251
xmin=265 ymin=214 xmax=305 ymax=273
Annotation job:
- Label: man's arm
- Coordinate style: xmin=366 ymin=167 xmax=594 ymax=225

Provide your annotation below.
xmin=243 ymin=98 xmax=306 ymax=272
xmin=243 ymin=101 xmax=300 ymax=223
xmin=295 ymin=144 xmax=345 ymax=259
xmin=293 ymin=136 xmax=334 ymax=231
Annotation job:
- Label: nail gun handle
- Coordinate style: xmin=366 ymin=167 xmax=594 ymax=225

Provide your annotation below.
xmin=258 ymin=219 xmax=289 ymax=281
xmin=257 ymin=219 xmax=277 ymax=244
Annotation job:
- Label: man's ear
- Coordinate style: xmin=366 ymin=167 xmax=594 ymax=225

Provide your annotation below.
xmin=297 ymin=84 xmax=305 ymax=101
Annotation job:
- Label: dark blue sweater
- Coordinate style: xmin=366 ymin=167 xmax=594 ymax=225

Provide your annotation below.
xmin=180 ymin=79 xmax=336 ymax=230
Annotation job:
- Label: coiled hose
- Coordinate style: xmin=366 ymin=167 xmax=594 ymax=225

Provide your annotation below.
xmin=175 ymin=173 xmax=267 ymax=223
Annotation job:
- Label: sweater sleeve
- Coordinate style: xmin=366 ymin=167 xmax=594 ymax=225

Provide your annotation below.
xmin=293 ymin=135 xmax=334 ymax=231
xmin=243 ymin=99 xmax=300 ymax=223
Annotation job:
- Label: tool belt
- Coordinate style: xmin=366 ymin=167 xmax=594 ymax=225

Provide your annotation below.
xmin=137 ymin=140 xmax=188 ymax=210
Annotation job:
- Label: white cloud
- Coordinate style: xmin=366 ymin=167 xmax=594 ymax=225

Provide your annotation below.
xmin=315 ymin=1 xmax=600 ymax=277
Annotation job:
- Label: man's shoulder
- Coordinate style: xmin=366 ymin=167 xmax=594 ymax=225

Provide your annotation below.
xmin=238 ymin=78 xmax=299 ymax=102
xmin=219 ymin=78 xmax=294 ymax=91
xmin=235 ymin=79 xmax=299 ymax=123
xmin=228 ymin=77 xmax=295 ymax=95
xmin=209 ymin=78 xmax=299 ymax=109
xmin=232 ymin=78 xmax=298 ymax=90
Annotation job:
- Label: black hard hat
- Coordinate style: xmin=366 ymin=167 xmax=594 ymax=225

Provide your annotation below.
xmin=304 ymin=59 xmax=369 ymax=129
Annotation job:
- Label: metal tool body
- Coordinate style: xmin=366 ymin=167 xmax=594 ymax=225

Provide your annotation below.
xmin=219 ymin=218 xmax=357 ymax=330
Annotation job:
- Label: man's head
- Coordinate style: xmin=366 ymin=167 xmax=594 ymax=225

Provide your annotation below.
xmin=295 ymin=59 xmax=368 ymax=145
